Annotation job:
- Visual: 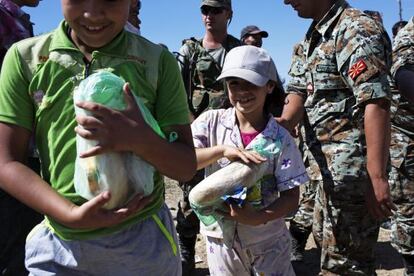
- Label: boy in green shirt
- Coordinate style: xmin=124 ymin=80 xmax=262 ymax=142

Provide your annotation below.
xmin=0 ymin=0 xmax=196 ymax=274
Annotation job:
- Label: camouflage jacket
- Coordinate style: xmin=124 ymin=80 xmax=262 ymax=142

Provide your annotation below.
xmin=389 ymin=17 xmax=414 ymax=169
xmin=177 ymin=35 xmax=240 ymax=118
xmin=287 ymin=0 xmax=392 ymax=181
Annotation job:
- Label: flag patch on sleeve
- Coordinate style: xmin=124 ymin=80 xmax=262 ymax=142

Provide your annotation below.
xmin=348 ymin=59 xmax=367 ymax=80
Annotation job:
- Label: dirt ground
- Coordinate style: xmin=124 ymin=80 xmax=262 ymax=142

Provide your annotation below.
xmin=164 ymin=178 xmax=405 ymax=276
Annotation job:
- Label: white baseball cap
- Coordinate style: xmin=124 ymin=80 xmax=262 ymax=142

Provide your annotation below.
xmin=217 ymin=45 xmax=278 ymax=87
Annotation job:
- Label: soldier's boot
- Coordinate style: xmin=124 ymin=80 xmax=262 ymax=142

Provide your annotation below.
xmin=402 ymin=254 xmax=414 ymax=276
xmin=289 ymin=226 xmax=309 ymax=262
xmin=179 ymin=235 xmax=196 ymax=276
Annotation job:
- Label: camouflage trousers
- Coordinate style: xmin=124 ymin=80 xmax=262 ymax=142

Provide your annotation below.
xmin=289 ymin=180 xmax=319 ymax=236
xmin=313 ymin=180 xmax=379 ymax=275
xmin=389 ymin=142 xmax=414 ymax=255
xmin=175 ymin=170 xmax=204 ymax=238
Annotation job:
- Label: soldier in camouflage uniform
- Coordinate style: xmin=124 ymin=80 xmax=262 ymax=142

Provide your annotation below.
xmin=281 ymin=0 xmax=396 ymax=274
xmin=288 ymin=44 xmax=323 ymax=263
xmin=390 ymin=17 xmax=414 ymax=275
xmin=175 ymin=0 xmax=240 ymax=274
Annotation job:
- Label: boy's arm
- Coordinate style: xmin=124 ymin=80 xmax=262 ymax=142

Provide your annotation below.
xmin=195 ymin=146 xmax=225 ymax=170
xmin=75 ymin=85 xmax=197 ymax=182
xmin=0 ymin=123 xmax=151 ymax=229
xmin=196 ymin=146 xmax=267 ymax=170
xmin=135 ymin=122 xmax=197 ymax=181
xmin=364 ymin=99 xmax=397 ymax=219
xmin=0 ymin=123 xmax=72 ymax=216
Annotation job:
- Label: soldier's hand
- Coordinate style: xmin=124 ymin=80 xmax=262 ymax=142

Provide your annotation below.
xmin=365 ymin=177 xmax=397 ymax=220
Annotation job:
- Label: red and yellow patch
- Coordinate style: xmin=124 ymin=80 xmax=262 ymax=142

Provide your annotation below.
xmin=348 ymin=59 xmax=367 ymax=80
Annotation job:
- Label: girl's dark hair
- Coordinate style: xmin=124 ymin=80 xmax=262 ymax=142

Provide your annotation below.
xmin=265 ymin=75 xmax=285 ymax=117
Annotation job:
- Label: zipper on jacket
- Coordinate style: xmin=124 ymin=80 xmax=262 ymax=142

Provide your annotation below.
xmin=84 ymin=58 xmax=92 ymax=78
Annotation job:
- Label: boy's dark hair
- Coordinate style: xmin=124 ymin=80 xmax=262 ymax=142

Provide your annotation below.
xmin=392 ymin=20 xmax=408 ymax=37
xmin=265 ymin=77 xmax=285 ymax=117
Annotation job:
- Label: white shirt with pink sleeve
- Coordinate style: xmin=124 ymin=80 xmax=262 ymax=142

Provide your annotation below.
xmin=191 ymin=108 xmax=309 ymax=247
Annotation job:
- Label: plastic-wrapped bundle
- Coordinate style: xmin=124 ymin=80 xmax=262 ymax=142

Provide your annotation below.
xmin=189 ymin=161 xmax=267 ymax=226
xmin=189 ymin=137 xmax=279 ymax=226
xmin=74 ymin=71 xmax=165 ymax=209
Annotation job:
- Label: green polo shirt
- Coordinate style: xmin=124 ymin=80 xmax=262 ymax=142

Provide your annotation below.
xmin=0 ymin=21 xmax=190 ymax=240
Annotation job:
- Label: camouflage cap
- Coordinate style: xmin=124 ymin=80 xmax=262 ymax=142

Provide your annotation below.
xmin=200 ymin=0 xmax=231 ymax=10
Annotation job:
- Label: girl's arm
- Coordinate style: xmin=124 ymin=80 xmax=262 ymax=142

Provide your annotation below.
xmin=221 ymin=186 xmax=299 ymax=226
xmin=196 ymin=145 xmax=266 ymax=170
xmin=196 ymin=146 xmax=226 ymax=170
xmin=259 ymin=186 xmax=300 ymax=223
xmin=0 ymin=123 xmax=152 ymax=229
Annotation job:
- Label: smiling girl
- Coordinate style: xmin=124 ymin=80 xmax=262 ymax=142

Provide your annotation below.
xmin=191 ymin=45 xmax=308 ymax=275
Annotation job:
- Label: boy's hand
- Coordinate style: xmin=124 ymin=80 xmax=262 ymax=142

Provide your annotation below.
xmin=65 ymin=191 xmax=153 ymax=229
xmin=75 ymin=83 xmax=149 ymax=157
xmin=222 ymin=145 xmax=266 ymax=164
xmin=216 ymin=202 xmax=266 ymax=226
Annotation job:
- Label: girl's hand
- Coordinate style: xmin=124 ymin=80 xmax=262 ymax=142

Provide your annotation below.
xmin=64 ymin=192 xmax=153 ymax=229
xmin=75 ymin=83 xmax=150 ymax=157
xmin=221 ymin=145 xmax=266 ymax=164
xmin=217 ymin=202 xmax=266 ymax=226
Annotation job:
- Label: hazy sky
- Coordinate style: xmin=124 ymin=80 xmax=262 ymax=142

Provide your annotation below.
xmin=25 ymin=0 xmax=414 ymax=81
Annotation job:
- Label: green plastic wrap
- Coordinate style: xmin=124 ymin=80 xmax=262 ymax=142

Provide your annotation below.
xmin=74 ymin=71 xmax=164 ymax=209
xmin=189 ymin=136 xmax=280 ymax=226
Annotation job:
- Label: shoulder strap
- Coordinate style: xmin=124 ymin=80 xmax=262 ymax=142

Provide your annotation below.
xmin=223 ymin=35 xmax=241 ymax=52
